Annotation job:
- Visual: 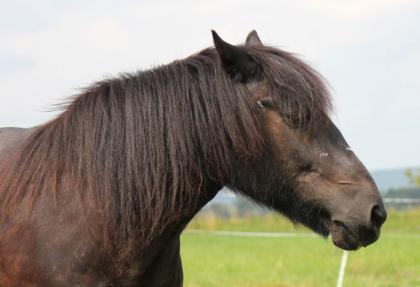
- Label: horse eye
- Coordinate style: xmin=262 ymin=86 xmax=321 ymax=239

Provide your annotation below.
xmin=301 ymin=163 xmax=315 ymax=172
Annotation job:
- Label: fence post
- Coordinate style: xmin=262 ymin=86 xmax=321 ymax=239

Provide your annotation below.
xmin=336 ymin=250 xmax=348 ymax=287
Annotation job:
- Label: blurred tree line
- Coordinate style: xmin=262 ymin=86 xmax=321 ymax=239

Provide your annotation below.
xmin=405 ymin=169 xmax=420 ymax=188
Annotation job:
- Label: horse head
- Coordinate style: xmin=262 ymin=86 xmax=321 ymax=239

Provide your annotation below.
xmin=213 ymin=30 xmax=386 ymax=250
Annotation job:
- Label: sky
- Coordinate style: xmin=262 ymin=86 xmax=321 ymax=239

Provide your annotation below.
xmin=0 ymin=0 xmax=419 ymax=171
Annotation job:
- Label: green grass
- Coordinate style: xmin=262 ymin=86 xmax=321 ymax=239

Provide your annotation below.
xmin=181 ymin=209 xmax=420 ymax=287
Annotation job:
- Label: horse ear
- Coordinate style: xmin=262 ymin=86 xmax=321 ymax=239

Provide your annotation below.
xmin=211 ymin=30 xmax=260 ymax=83
xmin=246 ymin=30 xmax=263 ymax=46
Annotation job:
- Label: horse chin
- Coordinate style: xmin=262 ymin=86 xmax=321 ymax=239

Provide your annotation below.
xmin=306 ymin=215 xmax=360 ymax=251
xmin=329 ymin=221 xmax=361 ymax=251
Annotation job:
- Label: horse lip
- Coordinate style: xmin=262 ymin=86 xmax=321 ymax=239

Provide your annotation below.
xmin=359 ymin=225 xmax=381 ymax=247
xmin=330 ymin=220 xmax=361 ymax=251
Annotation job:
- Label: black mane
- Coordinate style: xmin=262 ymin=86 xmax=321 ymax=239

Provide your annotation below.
xmin=0 ymin=45 xmax=331 ymax=247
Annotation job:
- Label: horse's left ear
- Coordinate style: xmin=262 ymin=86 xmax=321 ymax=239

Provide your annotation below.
xmin=212 ymin=30 xmax=260 ymax=83
xmin=246 ymin=30 xmax=263 ymax=46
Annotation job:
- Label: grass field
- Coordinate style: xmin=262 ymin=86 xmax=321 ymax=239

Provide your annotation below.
xmin=181 ymin=209 xmax=420 ymax=287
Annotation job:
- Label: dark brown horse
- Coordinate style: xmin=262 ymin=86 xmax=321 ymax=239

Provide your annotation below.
xmin=0 ymin=30 xmax=386 ymax=287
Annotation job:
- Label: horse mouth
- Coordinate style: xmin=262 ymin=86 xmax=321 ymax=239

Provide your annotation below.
xmin=304 ymin=208 xmax=377 ymax=250
xmin=329 ymin=220 xmax=361 ymax=251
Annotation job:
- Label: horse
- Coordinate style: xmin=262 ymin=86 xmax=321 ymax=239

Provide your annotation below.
xmin=0 ymin=30 xmax=386 ymax=287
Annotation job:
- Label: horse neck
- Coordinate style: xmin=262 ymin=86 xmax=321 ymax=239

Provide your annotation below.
xmin=135 ymin=180 xmax=221 ymax=256
xmin=171 ymin=180 xmax=222 ymax=231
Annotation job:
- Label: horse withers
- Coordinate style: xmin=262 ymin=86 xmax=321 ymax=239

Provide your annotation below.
xmin=0 ymin=30 xmax=386 ymax=286
xmin=0 ymin=128 xmax=35 ymax=161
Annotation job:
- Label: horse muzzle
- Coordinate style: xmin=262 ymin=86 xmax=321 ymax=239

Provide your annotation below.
xmin=329 ymin=204 xmax=387 ymax=250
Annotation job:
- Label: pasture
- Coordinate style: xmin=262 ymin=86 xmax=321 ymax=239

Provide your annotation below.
xmin=182 ymin=209 xmax=420 ymax=287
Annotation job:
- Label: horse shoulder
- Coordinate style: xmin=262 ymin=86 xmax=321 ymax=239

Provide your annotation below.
xmin=0 ymin=195 xmax=114 ymax=286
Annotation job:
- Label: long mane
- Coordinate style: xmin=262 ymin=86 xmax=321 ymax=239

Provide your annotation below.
xmin=0 ymin=45 xmax=330 ymax=247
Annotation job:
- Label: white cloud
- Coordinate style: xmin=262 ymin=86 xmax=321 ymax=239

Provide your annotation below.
xmin=304 ymin=0 xmax=418 ymax=19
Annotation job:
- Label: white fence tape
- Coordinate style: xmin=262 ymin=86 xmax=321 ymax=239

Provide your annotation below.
xmin=383 ymin=198 xmax=420 ymax=203
xmin=186 ymin=229 xmax=317 ymax=238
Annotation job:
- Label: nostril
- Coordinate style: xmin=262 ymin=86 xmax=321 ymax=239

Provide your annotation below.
xmin=371 ymin=205 xmax=387 ymax=227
